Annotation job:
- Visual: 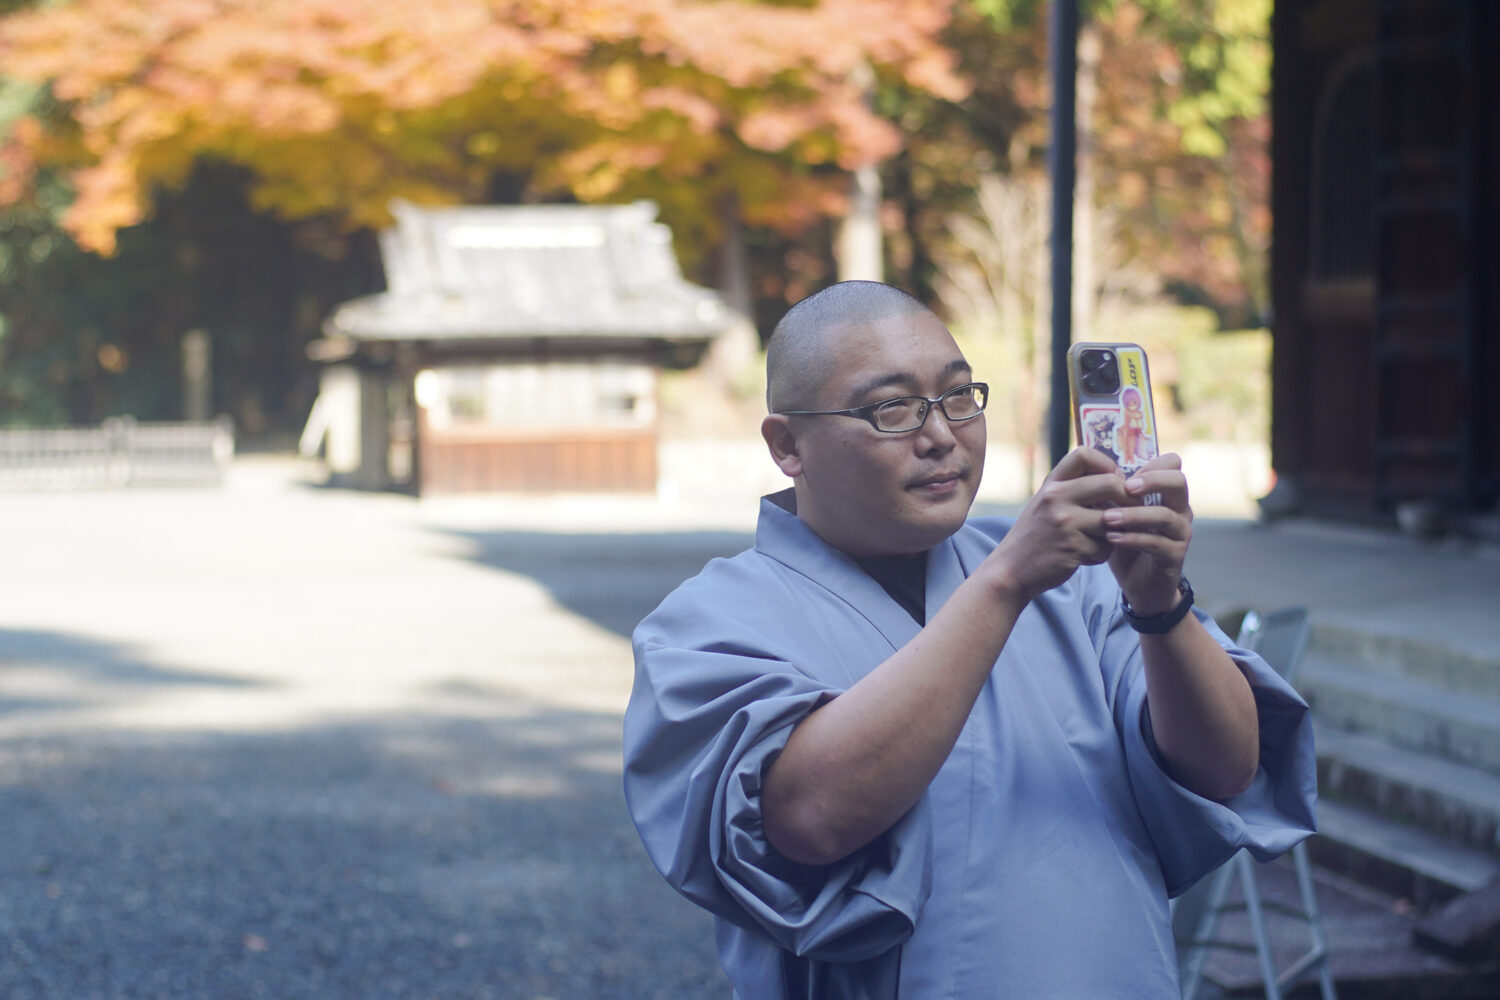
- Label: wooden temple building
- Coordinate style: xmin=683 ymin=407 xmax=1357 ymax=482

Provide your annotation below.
xmin=302 ymin=200 xmax=737 ymax=494
xmin=1267 ymin=0 xmax=1499 ymax=528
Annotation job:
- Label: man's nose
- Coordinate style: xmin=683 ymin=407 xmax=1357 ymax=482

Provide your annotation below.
xmin=914 ymin=405 xmax=957 ymax=454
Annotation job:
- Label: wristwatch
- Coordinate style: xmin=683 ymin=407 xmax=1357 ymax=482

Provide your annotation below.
xmin=1120 ymin=577 xmax=1194 ymax=634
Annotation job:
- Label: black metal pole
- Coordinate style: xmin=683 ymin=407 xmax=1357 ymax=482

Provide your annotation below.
xmin=1048 ymin=0 xmax=1078 ymax=467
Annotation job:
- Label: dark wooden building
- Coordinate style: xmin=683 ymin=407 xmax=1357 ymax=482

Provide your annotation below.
xmin=303 ymin=200 xmax=738 ymax=494
xmin=1268 ymin=0 xmax=1499 ymax=527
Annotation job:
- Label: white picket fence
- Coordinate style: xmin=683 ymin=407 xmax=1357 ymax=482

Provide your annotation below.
xmin=0 ymin=416 xmax=234 ymax=490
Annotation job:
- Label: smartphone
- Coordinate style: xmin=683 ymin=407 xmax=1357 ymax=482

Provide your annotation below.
xmin=1067 ymin=342 xmax=1161 ymax=478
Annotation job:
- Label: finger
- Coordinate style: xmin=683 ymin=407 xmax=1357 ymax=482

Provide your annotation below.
xmin=1136 ymin=452 xmax=1182 ymax=473
xmin=1102 ymin=529 xmax=1188 ymax=565
xmin=1049 ymin=445 xmax=1121 ymax=482
xmin=1060 ymin=526 xmax=1117 ymax=564
xmin=1124 ymin=469 xmax=1189 ymax=511
xmin=1102 ymin=504 xmax=1190 ymax=542
xmin=1048 ymin=470 xmax=1133 ymax=513
xmin=1103 ymin=505 xmax=1191 ymax=569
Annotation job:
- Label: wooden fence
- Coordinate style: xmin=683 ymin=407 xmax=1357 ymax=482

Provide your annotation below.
xmin=418 ymin=426 xmax=657 ymax=494
xmin=0 ymin=417 xmax=234 ymax=490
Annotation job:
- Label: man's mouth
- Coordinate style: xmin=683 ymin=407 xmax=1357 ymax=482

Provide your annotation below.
xmin=910 ymin=470 xmax=965 ymax=491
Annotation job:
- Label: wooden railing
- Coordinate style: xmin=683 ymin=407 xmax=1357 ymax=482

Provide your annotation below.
xmin=0 ymin=417 xmax=234 ymax=490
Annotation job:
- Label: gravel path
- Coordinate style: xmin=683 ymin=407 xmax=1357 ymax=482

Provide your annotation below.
xmin=0 ymin=461 xmax=746 ymax=999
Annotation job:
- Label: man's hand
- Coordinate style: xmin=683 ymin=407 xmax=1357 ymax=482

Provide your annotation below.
xmin=1101 ymin=454 xmax=1192 ymax=615
xmin=982 ymin=446 xmax=1129 ymax=603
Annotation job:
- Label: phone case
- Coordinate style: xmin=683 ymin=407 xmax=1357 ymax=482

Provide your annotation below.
xmin=1067 ymin=342 xmax=1160 ymax=476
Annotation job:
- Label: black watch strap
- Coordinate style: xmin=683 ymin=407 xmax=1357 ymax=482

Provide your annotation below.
xmin=1120 ymin=577 xmax=1194 ymax=634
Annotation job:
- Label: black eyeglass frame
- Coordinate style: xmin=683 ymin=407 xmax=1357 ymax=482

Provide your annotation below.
xmin=777 ymin=382 xmax=989 ymax=434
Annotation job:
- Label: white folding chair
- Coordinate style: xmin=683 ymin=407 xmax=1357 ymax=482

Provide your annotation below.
xmin=1174 ymin=607 xmax=1337 ymax=1000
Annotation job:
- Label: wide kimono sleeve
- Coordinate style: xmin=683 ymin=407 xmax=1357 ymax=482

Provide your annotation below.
xmin=1079 ymin=563 xmax=1319 ymax=896
xmin=622 ymin=553 xmax=932 ymax=964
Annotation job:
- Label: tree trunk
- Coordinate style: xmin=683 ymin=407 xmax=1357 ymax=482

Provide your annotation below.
xmin=715 ymin=192 xmax=752 ymax=319
xmin=890 ymin=152 xmax=939 ymax=304
xmin=838 ymin=164 xmax=884 ymax=282
xmin=1073 ymin=18 xmax=1102 ymax=342
xmin=836 ymin=61 xmax=883 ymax=284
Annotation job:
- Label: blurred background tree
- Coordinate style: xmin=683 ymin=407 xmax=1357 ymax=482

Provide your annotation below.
xmin=913 ymin=0 xmax=1272 ymax=487
xmin=0 ymin=0 xmax=1270 ymax=452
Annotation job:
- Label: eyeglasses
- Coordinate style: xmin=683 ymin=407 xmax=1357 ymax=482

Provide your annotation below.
xmin=778 ymin=382 xmax=988 ymax=434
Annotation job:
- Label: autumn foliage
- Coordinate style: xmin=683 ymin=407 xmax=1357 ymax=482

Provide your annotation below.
xmin=0 ymin=0 xmax=966 ymax=254
xmin=0 ymin=0 xmax=1276 ymax=436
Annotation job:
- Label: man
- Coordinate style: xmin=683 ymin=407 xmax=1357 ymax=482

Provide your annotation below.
xmin=624 ymin=281 xmax=1315 ymax=998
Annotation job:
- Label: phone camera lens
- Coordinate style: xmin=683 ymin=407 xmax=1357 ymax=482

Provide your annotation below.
xmin=1080 ymin=349 xmax=1114 ymax=373
xmin=1078 ymin=350 xmax=1121 ymax=395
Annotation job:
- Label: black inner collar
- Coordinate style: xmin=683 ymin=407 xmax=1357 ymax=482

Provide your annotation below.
xmin=853 ymin=551 xmax=929 ymax=626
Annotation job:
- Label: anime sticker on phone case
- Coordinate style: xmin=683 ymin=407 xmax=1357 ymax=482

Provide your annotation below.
xmin=1075 ymin=345 xmax=1158 ymax=476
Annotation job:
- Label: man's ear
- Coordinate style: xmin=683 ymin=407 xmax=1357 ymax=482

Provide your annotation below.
xmin=761 ymin=414 xmax=803 ymax=479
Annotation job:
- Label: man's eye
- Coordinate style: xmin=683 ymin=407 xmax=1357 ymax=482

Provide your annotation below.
xmin=945 ymin=389 xmax=979 ymax=413
xmin=875 ymin=398 xmax=918 ymax=416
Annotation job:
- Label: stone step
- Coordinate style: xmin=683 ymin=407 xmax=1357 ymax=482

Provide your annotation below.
xmin=1301 ymin=655 xmax=1500 ymax=774
xmin=1185 ymin=856 xmax=1496 ymax=1000
xmin=1316 ymin=724 xmax=1500 ymax=855
xmin=1310 ymin=798 xmax=1500 ymax=909
xmin=1308 ymin=618 xmax=1500 ymax=701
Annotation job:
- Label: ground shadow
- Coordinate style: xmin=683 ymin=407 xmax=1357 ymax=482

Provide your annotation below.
xmin=0 ymin=695 xmax=724 ymax=1000
xmin=441 ymin=528 xmax=753 ymax=639
xmin=0 ymin=629 xmax=263 ymax=718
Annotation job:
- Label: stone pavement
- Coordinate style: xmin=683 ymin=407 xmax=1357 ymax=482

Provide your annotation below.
xmin=1 ymin=452 xmax=1497 ymax=998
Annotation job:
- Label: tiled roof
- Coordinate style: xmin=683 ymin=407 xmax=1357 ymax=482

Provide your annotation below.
xmin=325 ymin=200 xmax=736 ymax=342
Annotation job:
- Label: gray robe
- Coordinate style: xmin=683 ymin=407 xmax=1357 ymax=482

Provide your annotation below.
xmin=624 ymin=495 xmax=1317 ymax=999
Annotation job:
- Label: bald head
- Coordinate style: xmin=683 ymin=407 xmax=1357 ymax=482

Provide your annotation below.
xmin=766 ymin=281 xmax=932 ymax=412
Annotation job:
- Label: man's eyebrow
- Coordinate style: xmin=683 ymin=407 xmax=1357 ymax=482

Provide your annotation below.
xmin=847 ymin=359 xmax=972 ymax=404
